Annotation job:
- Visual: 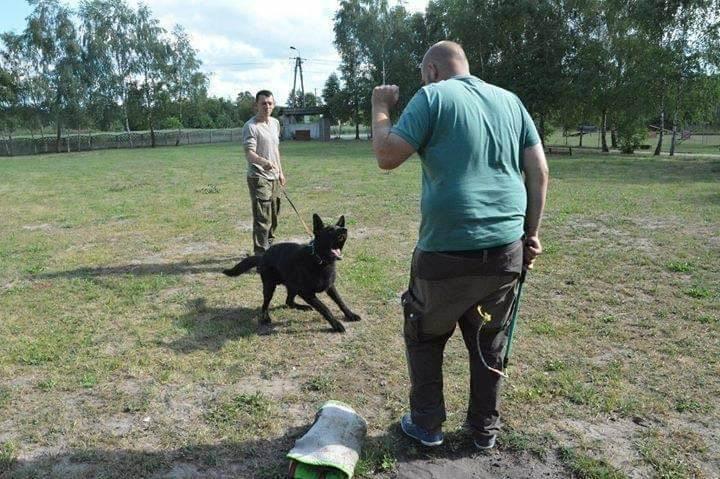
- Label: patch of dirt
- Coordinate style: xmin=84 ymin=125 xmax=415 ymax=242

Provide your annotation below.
xmin=104 ymin=413 xmax=135 ymax=437
xmin=280 ymin=235 xmax=314 ymax=244
xmin=235 ymin=220 xmax=253 ymax=232
xmin=2 ymin=279 xmax=30 ymax=292
xmin=353 ymin=227 xmax=389 ymax=240
xmin=630 ymin=217 xmax=679 ymax=230
xmin=236 ymin=375 xmax=299 ymax=398
xmin=391 ymin=449 xmax=567 ymax=479
xmin=588 ymin=348 xmax=633 ymax=367
xmin=557 ymin=418 xmax=653 ymax=478
xmin=22 ymin=223 xmax=53 ymax=231
xmin=163 ymin=240 xmax=227 ymax=258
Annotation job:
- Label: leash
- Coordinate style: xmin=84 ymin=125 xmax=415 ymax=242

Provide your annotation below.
xmin=503 ymin=267 xmax=527 ymax=368
xmin=281 ymin=186 xmax=314 ymax=239
xmin=476 ymin=265 xmax=528 ymax=379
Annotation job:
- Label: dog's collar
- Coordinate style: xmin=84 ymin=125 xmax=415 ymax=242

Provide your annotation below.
xmin=309 ymin=240 xmax=325 ymax=265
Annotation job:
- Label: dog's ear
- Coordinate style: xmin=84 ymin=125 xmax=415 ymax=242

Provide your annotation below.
xmin=313 ymin=213 xmax=324 ymax=233
xmin=336 ymin=215 xmax=345 ymax=228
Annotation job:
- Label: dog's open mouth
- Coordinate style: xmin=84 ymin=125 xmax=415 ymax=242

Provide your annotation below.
xmin=331 ymin=248 xmax=343 ymax=259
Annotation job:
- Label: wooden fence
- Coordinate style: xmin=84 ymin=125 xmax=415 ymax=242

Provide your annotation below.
xmin=0 ymin=128 xmax=243 ymax=157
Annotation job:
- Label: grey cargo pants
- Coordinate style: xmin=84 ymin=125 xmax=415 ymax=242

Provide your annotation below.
xmin=247 ymin=176 xmax=281 ymax=255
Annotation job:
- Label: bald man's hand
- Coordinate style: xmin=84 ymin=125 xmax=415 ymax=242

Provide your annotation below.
xmin=372 ymin=85 xmax=400 ymax=110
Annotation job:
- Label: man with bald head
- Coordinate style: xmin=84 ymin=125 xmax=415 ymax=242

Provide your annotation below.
xmin=372 ymin=41 xmax=549 ymax=449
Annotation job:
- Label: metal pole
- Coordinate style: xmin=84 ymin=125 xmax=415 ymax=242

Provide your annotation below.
xmin=299 ymin=58 xmax=305 ymax=107
xmin=291 ymin=58 xmax=298 ymax=107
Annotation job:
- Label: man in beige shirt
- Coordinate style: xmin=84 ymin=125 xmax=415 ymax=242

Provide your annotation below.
xmin=242 ymin=90 xmax=286 ymax=254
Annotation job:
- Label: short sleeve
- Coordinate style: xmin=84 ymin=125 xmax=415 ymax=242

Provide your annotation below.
xmin=242 ymin=123 xmax=257 ymax=151
xmin=518 ymin=100 xmax=540 ymax=149
xmin=391 ymin=90 xmax=432 ymax=151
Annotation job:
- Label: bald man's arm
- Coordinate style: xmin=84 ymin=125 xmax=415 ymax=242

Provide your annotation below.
xmin=371 ymin=85 xmax=417 ymax=170
xmin=373 ymin=114 xmax=416 ymax=170
xmin=522 ymin=142 xmax=549 ymax=269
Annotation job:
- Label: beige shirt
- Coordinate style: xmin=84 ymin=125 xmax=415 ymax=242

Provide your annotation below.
xmin=242 ymin=116 xmax=281 ymax=179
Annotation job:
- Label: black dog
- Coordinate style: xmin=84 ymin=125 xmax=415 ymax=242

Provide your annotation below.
xmin=223 ymin=214 xmax=361 ymax=334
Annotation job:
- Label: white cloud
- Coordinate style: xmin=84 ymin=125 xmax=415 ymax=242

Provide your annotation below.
xmin=133 ymin=0 xmax=429 ymax=105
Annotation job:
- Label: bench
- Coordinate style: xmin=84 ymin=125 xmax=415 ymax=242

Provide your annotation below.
xmin=544 ymin=146 xmax=573 ymax=155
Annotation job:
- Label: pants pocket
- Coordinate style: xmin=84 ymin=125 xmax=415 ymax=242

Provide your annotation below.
xmin=250 ymin=177 xmax=273 ymax=201
xmin=402 ymin=290 xmax=424 ymax=342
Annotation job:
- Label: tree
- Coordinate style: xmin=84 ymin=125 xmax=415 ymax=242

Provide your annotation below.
xmin=627 ymin=0 xmax=713 ymax=155
xmin=427 ymin=0 xmax=572 ymax=143
xmin=322 ymin=72 xmax=351 ymax=130
xmin=133 ymin=4 xmax=171 ymax=147
xmin=334 ymin=0 xmax=372 ymax=139
xmin=79 ymin=0 xmax=136 ymax=136
xmin=235 ymin=91 xmax=254 ymax=124
xmin=167 ymin=26 xmax=205 ymax=121
xmin=334 ymin=0 xmax=425 ymax=138
xmin=0 ymin=63 xmax=19 ymax=154
xmin=24 ymin=0 xmax=83 ymax=152
xmin=0 ymin=67 xmax=15 ymax=105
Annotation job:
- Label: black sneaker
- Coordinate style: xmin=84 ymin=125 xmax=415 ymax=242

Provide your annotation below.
xmin=473 ymin=434 xmax=496 ymax=450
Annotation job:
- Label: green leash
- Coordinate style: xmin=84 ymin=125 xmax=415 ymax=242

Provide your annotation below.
xmin=503 ymin=267 xmax=527 ymax=370
xmin=475 ymin=266 xmax=528 ymax=378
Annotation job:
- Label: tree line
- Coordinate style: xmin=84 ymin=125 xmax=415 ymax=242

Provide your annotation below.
xmin=0 ymin=0 xmax=257 ymax=152
xmin=324 ymin=0 xmax=720 ymax=154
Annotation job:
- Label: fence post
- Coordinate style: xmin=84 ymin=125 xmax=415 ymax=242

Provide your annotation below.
xmin=210 ymin=131 xmax=213 ymax=144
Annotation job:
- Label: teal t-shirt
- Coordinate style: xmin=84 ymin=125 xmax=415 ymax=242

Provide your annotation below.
xmin=391 ymin=75 xmax=540 ymax=251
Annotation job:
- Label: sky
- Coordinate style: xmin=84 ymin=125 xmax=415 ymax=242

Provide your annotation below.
xmin=1 ymin=0 xmax=430 ymax=106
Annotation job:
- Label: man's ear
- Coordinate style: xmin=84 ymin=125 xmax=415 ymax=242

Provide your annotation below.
xmin=313 ymin=214 xmax=324 ymax=233
xmin=336 ymin=215 xmax=345 ymax=228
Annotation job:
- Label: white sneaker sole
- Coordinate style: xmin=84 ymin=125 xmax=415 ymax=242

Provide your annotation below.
xmin=474 ymin=436 xmax=496 ymax=450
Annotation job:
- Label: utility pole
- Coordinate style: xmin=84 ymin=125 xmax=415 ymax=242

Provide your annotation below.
xmin=289 ymin=46 xmax=306 ymax=107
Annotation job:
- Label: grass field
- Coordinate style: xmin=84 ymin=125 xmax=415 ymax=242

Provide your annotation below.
xmin=0 ymin=141 xmax=718 ymax=478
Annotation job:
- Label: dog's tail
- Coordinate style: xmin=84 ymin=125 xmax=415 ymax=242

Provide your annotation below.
xmin=222 ymin=256 xmax=259 ymax=277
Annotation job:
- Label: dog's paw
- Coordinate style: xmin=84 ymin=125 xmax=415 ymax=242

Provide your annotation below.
xmin=257 ymin=322 xmax=276 ymax=336
xmin=332 ymin=321 xmax=346 ymax=333
xmin=344 ymin=312 xmax=362 ymax=322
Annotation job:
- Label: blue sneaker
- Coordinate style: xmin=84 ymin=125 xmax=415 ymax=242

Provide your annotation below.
xmin=400 ymin=413 xmax=444 ymax=446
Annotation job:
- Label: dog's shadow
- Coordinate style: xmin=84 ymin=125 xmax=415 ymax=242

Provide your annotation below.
xmin=167 ymin=298 xmax=335 ymax=353
xmin=166 ymin=298 xmax=260 ymax=353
